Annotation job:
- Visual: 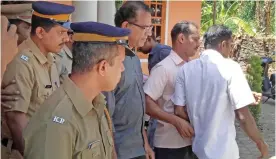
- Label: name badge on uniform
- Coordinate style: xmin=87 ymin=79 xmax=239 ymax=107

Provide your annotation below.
xmin=52 ymin=116 xmax=65 ymax=124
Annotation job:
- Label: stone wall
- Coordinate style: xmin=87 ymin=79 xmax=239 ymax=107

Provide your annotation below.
xmin=231 ymin=35 xmax=275 ymax=74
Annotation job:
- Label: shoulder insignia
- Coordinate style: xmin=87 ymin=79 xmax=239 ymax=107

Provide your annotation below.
xmin=52 ymin=116 xmax=65 ymax=124
xmin=20 ymin=55 xmax=29 ymax=62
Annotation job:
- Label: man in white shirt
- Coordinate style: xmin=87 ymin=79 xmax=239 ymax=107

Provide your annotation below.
xmin=172 ymin=25 xmax=268 ymax=159
xmin=144 ymin=21 xmax=200 ymax=159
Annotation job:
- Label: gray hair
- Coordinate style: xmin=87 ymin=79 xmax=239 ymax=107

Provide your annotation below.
xmin=71 ymin=42 xmax=120 ymax=74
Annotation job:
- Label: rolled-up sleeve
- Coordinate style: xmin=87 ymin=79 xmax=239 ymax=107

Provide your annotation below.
xmin=171 ymin=67 xmax=186 ymax=106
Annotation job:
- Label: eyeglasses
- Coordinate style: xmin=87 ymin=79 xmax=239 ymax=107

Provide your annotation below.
xmin=128 ymin=22 xmax=153 ymax=31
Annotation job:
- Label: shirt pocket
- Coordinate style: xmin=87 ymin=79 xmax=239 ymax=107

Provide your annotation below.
xmin=81 ymin=140 xmax=101 ymax=159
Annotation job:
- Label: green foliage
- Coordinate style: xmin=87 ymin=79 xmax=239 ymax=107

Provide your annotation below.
xmin=201 ymin=0 xmax=256 ymax=36
xmin=201 ymin=0 xmax=275 ymax=36
xmin=246 ymin=56 xmax=263 ymax=123
xmin=270 ymin=3 xmax=276 ymax=34
xmin=115 ymin=0 xmax=123 ymax=11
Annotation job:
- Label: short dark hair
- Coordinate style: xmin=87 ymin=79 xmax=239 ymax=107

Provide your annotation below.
xmin=71 ymin=43 xmax=120 ymax=74
xmin=114 ymin=1 xmax=151 ymax=27
xmin=171 ymin=21 xmax=198 ymax=43
xmin=203 ymin=25 xmax=232 ymax=49
xmin=30 ymin=15 xmax=58 ymax=35
xmin=8 ymin=19 xmax=23 ymax=26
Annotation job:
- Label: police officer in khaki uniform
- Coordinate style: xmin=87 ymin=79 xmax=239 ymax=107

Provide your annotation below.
xmin=56 ymin=41 xmax=73 ymax=75
xmin=1 ymin=1 xmax=75 ymax=157
xmin=1 ymin=3 xmax=32 ymax=108
xmin=23 ymin=21 xmax=131 ymax=159
xmin=56 ymin=22 xmax=74 ymax=76
xmin=1 ymin=3 xmax=32 ymax=45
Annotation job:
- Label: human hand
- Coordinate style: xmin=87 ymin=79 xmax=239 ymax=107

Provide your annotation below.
xmin=1 ymin=16 xmax=18 ymax=74
xmin=173 ymin=116 xmax=194 ymax=139
xmin=252 ymin=91 xmax=262 ymax=105
xmin=1 ymin=79 xmax=20 ymax=110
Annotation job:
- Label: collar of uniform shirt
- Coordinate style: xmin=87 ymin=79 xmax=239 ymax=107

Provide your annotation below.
xmin=25 ymin=38 xmax=50 ymax=65
xmin=63 ymin=45 xmax=73 ymax=58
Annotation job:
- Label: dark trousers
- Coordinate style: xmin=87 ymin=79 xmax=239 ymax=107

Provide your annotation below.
xmin=130 ymin=155 xmax=146 ymax=159
xmin=154 ymin=146 xmax=198 ymax=159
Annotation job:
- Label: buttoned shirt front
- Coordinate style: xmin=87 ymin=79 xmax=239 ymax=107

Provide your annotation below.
xmin=144 ymin=50 xmax=192 ymax=148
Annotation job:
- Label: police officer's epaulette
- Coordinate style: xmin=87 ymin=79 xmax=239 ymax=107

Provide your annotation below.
xmin=17 ymin=49 xmax=33 ymax=62
xmin=20 ymin=55 xmax=29 ymax=62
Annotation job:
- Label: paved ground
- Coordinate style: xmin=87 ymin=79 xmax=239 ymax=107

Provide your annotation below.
xmin=236 ymin=98 xmax=275 ymax=159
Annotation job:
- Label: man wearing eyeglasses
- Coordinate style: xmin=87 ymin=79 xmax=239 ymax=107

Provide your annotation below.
xmin=1 ymin=2 xmax=74 ymax=157
xmin=103 ymin=1 xmax=154 ymax=159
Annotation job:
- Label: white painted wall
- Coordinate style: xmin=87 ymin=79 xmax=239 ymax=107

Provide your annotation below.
xmin=71 ymin=1 xmax=98 ymax=22
xmin=97 ymin=0 xmax=116 ymax=26
xmin=72 ymin=0 xmax=116 ymax=26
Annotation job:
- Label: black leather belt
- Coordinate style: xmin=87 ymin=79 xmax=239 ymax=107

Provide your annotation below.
xmin=1 ymin=138 xmax=12 ymax=148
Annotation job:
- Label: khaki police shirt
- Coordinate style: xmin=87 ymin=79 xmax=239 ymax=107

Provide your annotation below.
xmin=56 ymin=45 xmax=73 ymax=76
xmin=23 ymin=76 xmax=114 ymax=159
xmin=1 ymin=37 xmax=60 ymax=138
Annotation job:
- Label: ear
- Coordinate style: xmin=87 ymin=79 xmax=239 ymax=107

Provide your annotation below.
xmin=177 ymin=33 xmax=185 ymax=44
xmin=35 ymin=27 xmax=45 ymax=39
xmin=97 ymin=60 xmax=109 ymax=76
xmin=121 ymin=21 xmax=129 ymax=29
xmin=221 ymin=40 xmax=227 ymax=48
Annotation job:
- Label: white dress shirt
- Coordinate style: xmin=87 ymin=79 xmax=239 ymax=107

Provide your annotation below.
xmin=172 ymin=49 xmax=255 ymax=159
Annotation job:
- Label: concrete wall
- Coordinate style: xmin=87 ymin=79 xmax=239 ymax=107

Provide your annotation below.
xmin=166 ymin=1 xmax=202 ymax=46
xmin=53 ymin=0 xmax=116 ymax=25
